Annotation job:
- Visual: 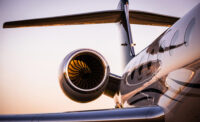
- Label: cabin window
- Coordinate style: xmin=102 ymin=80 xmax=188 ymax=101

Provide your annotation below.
xmin=184 ymin=18 xmax=195 ymax=46
xmin=138 ymin=65 xmax=143 ymax=75
xmin=131 ymin=70 xmax=135 ymax=80
xmin=157 ymin=29 xmax=172 ymax=59
xmin=147 ymin=62 xmax=152 ymax=69
xmin=170 ymin=30 xmax=179 ymax=46
xmin=158 ymin=40 xmax=166 ymax=59
xmin=159 ymin=29 xmax=171 ymax=50
xmin=169 ymin=30 xmax=179 ymax=55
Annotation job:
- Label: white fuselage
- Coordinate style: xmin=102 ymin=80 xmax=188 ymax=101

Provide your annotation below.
xmin=120 ymin=3 xmax=200 ymax=122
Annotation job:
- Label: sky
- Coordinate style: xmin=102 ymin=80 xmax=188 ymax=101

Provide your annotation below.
xmin=0 ymin=0 xmax=199 ymax=114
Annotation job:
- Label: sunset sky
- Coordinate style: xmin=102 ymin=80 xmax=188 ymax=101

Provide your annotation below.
xmin=0 ymin=0 xmax=199 ymax=114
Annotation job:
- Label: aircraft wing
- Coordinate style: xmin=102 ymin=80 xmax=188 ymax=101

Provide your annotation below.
xmin=0 ymin=106 xmax=164 ymax=121
xmin=3 ymin=10 xmax=179 ymax=28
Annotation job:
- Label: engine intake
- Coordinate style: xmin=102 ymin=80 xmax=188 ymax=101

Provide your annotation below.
xmin=59 ymin=49 xmax=110 ymax=103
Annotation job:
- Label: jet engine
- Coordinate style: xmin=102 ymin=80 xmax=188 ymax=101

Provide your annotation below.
xmin=59 ymin=49 xmax=110 ymax=103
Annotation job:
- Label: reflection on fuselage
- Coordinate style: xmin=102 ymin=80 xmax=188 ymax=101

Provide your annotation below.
xmin=119 ymin=4 xmax=200 ymax=122
xmin=127 ymin=60 xmax=160 ymax=86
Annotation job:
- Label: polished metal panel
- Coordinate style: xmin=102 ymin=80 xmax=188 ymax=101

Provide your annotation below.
xmin=104 ymin=73 xmax=121 ymax=98
xmin=59 ymin=49 xmax=110 ymax=102
xmin=2 ymin=0 xmax=200 ymax=122
xmin=0 ymin=106 xmax=164 ymax=122
xmin=3 ymin=10 xmax=178 ymax=28
xmin=121 ymin=3 xmax=200 ymax=122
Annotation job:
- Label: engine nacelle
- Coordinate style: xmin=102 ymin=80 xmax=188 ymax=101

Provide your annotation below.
xmin=59 ymin=49 xmax=110 ymax=103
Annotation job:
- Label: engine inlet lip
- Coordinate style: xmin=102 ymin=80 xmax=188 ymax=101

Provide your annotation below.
xmin=63 ymin=49 xmax=109 ymax=92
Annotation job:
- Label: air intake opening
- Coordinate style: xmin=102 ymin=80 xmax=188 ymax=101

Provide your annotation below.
xmin=67 ymin=53 xmax=105 ymax=90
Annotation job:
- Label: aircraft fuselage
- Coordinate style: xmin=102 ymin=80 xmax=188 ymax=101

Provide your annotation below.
xmin=120 ymin=3 xmax=200 ymax=122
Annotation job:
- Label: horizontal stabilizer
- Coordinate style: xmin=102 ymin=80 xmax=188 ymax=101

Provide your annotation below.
xmin=0 ymin=106 xmax=164 ymax=121
xmin=129 ymin=10 xmax=179 ymax=26
xmin=3 ymin=10 xmax=179 ymax=28
xmin=3 ymin=10 xmax=122 ymax=28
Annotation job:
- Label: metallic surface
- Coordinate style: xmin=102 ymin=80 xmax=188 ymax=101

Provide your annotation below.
xmin=120 ymin=3 xmax=200 ymax=122
xmin=59 ymin=49 xmax=110 ymax=102
xmin=0 ymin=106 xmax=164 ymax=122
xmin=118 ymin=0 xmax=135 ymax=65
xmin=104 ymin=73 xmax=121 ymax=98
xmin=3 ymin=11 xmax=178 ymax=28
xmin=1 ymin=0 xmax=200 ymax=122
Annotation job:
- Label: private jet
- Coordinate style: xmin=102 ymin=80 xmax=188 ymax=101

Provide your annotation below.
xmin=1 ymin=0 xmax=200 ymax=121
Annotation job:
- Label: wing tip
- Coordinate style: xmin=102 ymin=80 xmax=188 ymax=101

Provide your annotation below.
xmin=3 ymin=22 xmax=8 ymax=28
xmin=3 ymin=22 xmax=17 ymax=28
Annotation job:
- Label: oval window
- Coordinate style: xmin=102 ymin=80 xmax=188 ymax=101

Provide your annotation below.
xmin=184 ymin=18 xmax=195 ymax=46
xmin=170 ymin=30 xmax=179 ymax=46
xmin=158 ymin=29 xmax=172 ymax=58
xmin=169 ymin=30 xmax=179 ymax=55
